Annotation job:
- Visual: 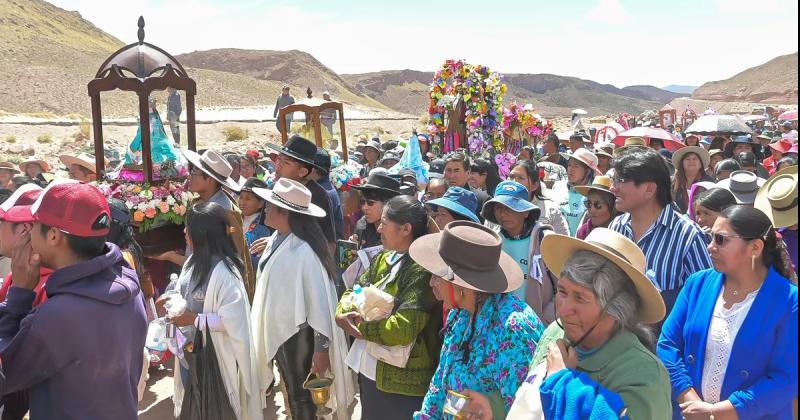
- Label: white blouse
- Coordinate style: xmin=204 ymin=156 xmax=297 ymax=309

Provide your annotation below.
xmin=701 ymin=286 xmax=760 ymax=403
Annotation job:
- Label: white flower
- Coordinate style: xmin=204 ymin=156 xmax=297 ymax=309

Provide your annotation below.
xmin=137 ymin=202 xmax=148 ymax=212
xmin=166 ymin=196 xmax=176 ymax=205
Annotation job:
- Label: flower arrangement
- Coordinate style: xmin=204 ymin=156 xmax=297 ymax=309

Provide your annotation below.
xmin=502 ymin=104 xmax=553 ymax=139
xmin=494 ymin=152 xmax=517 ymax=178
xmin=329 ymin=153 xmax=363 ymax=192
xmin=427 ymin=60 xmax=507 ymax=154
xmin=96 ymin=181 xmax=194 ymax=232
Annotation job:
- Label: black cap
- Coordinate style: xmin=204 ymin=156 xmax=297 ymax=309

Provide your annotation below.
xmin=429 ymin=158 xmax=445 ymax=174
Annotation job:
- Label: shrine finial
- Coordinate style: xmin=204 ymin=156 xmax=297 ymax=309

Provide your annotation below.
xmin=137 ymin=16 xmax=145 ymax=44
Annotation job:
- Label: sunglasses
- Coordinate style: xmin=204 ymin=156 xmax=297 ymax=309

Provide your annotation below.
xmin=583 ymin=199 xmax=605 ymax=210
xmin=711 ymin=232 xmax=754 ymax=247
xmin=611 ymin=175 xmax=632 ymax=185
xmin=360 ymin=198 xmax=380 ymax=207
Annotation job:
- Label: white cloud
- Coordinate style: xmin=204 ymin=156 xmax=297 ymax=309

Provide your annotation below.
xmin=585 ymin=0 xmax=633 ymax=24
xmin=716 ymin=0 xmax=797 ymax=14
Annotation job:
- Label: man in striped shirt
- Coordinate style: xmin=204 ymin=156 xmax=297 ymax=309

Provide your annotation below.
xmin=609 ymin=148 xmax=712 ymax=318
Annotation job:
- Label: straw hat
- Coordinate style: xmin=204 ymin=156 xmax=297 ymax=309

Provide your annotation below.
xmin=574 ymin=175 xmax=614 ymax=197
xmin=614 ymin=137 xmax=648 ymax=155
xmin=568 ymin=148 xmax=601 ymax=175
xmin=409 ymin=221 xmax=523 ymax=294
xmin=19 ymin=157 xmax=50 ymax=173
xmin=252 ymin=178 xmax=325 ymax=217
xmin=716 ymin=170 xmax=766 ymax=205
xmin=754 ymin=165 xmax=798 ymax=228
xmin=0 ymin=162 xmax=21 ymax=174
xmin=708 ymin=149 xmax=724 ymax=159
xmin=671 ymin=146 xmax=710 ymax=170
xmin=181 ymin=149 xmax=241 ymax=192
xmin=541 ymin=228 xmax=666 ymax=324
xmin=59 ymin=153 xmax=96 ymax=173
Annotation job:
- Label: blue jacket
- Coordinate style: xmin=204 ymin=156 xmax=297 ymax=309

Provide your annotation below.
xmin=657 ymin=267 xmax=798 ymax=419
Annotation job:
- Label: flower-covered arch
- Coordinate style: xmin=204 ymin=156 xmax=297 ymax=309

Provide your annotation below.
xmin=427 ymin=60 xmax=506 ymax=155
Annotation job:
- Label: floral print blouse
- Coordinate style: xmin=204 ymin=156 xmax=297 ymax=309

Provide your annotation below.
xmin=414 ymin=293 xmax=545 ymax=419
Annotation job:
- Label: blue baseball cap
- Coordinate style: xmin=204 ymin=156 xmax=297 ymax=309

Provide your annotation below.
xmin=481 ymin=181 xmax=540 ymax=224
xmin=426 ymin=187 xmax=480 ymax=223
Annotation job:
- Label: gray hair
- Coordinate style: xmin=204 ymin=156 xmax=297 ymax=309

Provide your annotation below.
xmin=560 ymin=250 xmax=655 ymax=350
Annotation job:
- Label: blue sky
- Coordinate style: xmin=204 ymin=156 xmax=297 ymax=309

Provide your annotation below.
xmin=50 ymin=0 xmax=798 ymax=88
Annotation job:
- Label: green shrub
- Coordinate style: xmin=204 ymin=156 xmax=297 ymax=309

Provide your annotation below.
xmin=222 ymin=126 xmax=248 ymax=142
xmin=75 ymin=120 xmax=91 ymax=141
xmin=37 ymin=134 xmax=52 ymax=144
xmin=5 ymin=135 xmax=16 ymax=143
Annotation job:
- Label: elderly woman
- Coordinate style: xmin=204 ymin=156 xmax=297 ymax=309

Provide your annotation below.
xmin=490 ymin=228 xmax=671 ymax=419
xmin=410 ymin=221 xmax=545 ymax=419
xmin=336 ymin=196 xmax=442 ymax=420
xmin=574 ymin=175 xmax=616 ymax=240
xmin=459 ymin=228 xmax=671 ymax=419
xmin=658 ymin=205 xmax=798 ymax=420
xmin=562 ymin=148 xmax=600 ymax=236
xmin=508 ymin=159 xmax=569 ymax=236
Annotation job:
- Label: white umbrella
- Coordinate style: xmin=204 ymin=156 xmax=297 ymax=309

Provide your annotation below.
xmin=685 ymin=114 xmax=754 ymax=135
xmin=572 ymin=109 xmax=588 ymax=115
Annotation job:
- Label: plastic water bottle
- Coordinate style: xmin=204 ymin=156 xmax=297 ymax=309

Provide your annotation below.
xmin=352 ymin=284 xmax=365 ymax=311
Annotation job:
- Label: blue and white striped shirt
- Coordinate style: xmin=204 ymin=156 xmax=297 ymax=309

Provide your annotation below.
xmin=609 ymin=206 xmax=712 ymax=293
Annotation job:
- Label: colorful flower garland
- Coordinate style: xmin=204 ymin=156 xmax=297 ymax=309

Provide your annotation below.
xmin=96 ymin=181 xmax=194 ymax=232
xmin=328 ymin=153 xmax=363 ymax=192
xmin=502 ymin=104 xmax=552 ymax=139
xmin=427 ymin=60 xmax=507 ymax=154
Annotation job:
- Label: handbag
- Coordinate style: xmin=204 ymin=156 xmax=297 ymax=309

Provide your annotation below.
xmin=179 ymin=326 xmax=237 ymax=420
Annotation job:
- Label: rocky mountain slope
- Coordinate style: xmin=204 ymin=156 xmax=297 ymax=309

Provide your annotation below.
xmin=692 ymin=52 xmax=798 ymax=104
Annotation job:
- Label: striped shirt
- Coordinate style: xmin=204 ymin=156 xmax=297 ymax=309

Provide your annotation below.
xmin=609 ymin=205 xmax=711 ymax=293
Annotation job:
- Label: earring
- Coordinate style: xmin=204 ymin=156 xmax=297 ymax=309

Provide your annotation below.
xmin=751 ymin=254 xmax=756 ymax=271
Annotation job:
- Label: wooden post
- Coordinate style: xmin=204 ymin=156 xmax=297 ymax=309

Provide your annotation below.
xmin=312 ymin=112 xmax=323 ymax=147
xmin=338 ymin=104 xmax=348 ymax=163
xmin=90 ymin=94 xmax=106 ymax=179
xmin=139 ymin=93 xmax=153 ymax=183
xmin=186 ymin=92 xmax=196 ymax=152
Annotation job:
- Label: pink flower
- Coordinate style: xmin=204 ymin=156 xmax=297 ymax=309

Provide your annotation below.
xmin=144 ymin=207 xmax=157 ymax=219
xmin=158 ymin=201 xmax=170 ymax=214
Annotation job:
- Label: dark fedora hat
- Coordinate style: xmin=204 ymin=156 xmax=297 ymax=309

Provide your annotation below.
xmin=240 ymin=177 xmax=269 ymax=194
xmin=409 ymin=221 xmax=523 ymax=293
xmin=266 ymin=135 xmax=323 ymax=170
xmin=351 ymin=172 xmax=401 ymax=196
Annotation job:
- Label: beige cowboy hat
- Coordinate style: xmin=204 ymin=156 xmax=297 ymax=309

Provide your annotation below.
xmin=754 ymin=165 xmax=798 ymax=228
xmin=182 ymin=149 xmax=241 ymax=192
xmin=574 ymin=175 xmax=614 ymax=197
xmin=671 ymin=146 xmax=710 ymax=170
xmin=0 ymin=162 xmax=21 ymax=174
xmin=409 ymin=221 xmax=523 ymax=294
xmin=59 ymin=153 xmax=96 ymax=173
xmin=568 ymin=148 xmax=602 ymax=175
xmin=541 ymin=228 xmax=666 ymax=324
xmin=614 ymin=137 xmax=648 ymax=155
xmin=19 ymin=157 xmax=50 ymax=173
xmin=252 ymin=178 xmax=326 ymax=218
xmin=708 ymin=149 xmax=724 ymax=159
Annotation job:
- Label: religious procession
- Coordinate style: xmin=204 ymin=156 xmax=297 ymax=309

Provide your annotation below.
xmin=0 ymin=6 xmax=797 ymax=420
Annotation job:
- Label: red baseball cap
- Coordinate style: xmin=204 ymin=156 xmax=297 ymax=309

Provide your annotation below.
xmin=0 ymin=183 xmax=43 ymax=222
xmin=20 ymin=180 xmax=111 ymax=237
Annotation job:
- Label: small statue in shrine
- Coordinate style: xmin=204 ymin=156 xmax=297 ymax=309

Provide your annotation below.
xmin=118 ymin=96 xmax=186 ymax=181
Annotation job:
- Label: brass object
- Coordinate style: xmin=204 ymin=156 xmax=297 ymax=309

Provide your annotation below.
xmin=303 ymin=373 xmax=334 ymax=417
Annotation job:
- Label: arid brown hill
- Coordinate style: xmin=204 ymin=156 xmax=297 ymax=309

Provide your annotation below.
xmin=692 ymin=52 xmax=798 ymax=104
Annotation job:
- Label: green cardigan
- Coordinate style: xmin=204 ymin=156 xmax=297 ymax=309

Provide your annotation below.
xmin=524 ymin=322 xmax=672 ymax=419
xmin=336 ymin=251 xmax=442 ymax=397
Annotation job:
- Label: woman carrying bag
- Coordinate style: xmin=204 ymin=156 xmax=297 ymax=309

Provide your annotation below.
xmin=168 ymin=202 xmax=261 ymax=420
xmin=250 ymin=178 xmax=355 ymax=420
xmin=336 ymin=195 xmax=442 ymax=420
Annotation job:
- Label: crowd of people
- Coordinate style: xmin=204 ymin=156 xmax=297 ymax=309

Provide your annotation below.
xmin=0 ymin=109 xmax=797 ymax=420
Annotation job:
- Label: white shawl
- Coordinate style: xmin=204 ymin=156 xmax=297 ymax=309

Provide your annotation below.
xmin=172 ymin=262 xmax=262 ymax=420
xmin=251 ymin=233 xmax=356 ymax=420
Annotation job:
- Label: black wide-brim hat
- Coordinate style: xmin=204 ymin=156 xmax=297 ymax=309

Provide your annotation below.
xmin=266 ymin=135 xmax=324 ymax=171
xmin=352 ymin=172 xmax=402 ymax=196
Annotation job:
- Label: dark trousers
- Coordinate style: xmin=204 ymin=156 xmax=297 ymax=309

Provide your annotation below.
xmin=1 ymin=390 xmax=30 ymax=420
xmin=274 ymin=326 xmax=316 ymax=420
xmin=358 ymin=374 xmax=424 ymax=420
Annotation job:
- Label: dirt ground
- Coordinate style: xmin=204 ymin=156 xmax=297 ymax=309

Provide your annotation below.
xmin=137 ymin=364 xmax=362 ymax=419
